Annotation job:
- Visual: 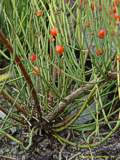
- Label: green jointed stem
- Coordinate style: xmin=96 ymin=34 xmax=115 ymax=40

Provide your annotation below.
xmin=0 ymin=32 xmax=42 ymax=120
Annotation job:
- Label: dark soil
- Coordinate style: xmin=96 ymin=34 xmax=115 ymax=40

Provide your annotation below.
xmin=0 ymin=92 xmax=120 ymax=160
xmin=0 ymin=128 xmax=120 ymax=160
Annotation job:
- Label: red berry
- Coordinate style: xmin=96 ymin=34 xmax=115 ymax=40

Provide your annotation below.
xmin=30 ymin=53 xmax=37 ymax=62
xmin=50 ymin=27 xmax=58 ymax=37
xmin=113 ymin=13 xmax=120 ymax=21
xmin=32 ymin=66 xmax=40 ymax=76
xmin=98 ymin=29 xmax=107 ymax=39
xmin=96 ymin=48 xmax=104 ymax=56
xmin=35 ymin=10 xmax=43 ymax=17
xmin=91 ymin=2 xmax=96 ymax=12
xmin=55 ymin=45 xmax=64 ymax=55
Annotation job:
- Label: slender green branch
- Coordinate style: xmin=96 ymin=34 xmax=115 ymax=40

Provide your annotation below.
xmin=53 ymin=112 xmax=120 ymax=148
xmin=1 ymin=89 xmax=28 ymax=115
xmin=0 ymin=32 xmax=42 ymax=120
xmin=0 ymin=105 xmax=25 ymax=125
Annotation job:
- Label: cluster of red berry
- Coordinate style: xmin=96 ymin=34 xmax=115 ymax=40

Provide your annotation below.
xmin=31 ymin=0 xmax=120 ymax=63
xmin=29 ymin=27 xmax=64 ymax=75
xmin=50 ymin=27 xmax=64 ymax=56
xmin=30 ymin=27 xmax=64 ymax=61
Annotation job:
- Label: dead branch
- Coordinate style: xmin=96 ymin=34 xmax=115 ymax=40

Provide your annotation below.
xmin=44 ymin=81 xmax=97 ymax=125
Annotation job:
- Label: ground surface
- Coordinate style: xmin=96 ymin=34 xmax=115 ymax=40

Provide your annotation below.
xmin=0 ymin=95 xmax=120 ymax=160
xmin=0 ymin=128 xmax=120 ymax=160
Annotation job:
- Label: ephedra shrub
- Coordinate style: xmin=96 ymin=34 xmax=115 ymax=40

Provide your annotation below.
xmin=0 ymin=0 xmax=120 ymax=149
